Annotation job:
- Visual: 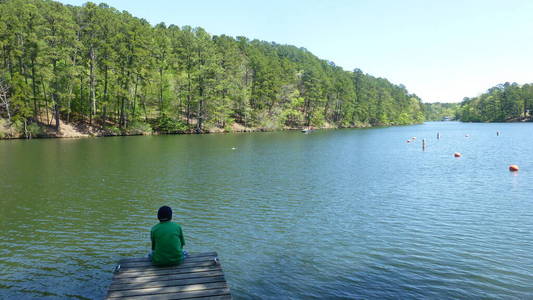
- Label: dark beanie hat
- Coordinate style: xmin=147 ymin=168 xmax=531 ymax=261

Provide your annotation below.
xmin=157 ymin=206 xmax=172 ymax=221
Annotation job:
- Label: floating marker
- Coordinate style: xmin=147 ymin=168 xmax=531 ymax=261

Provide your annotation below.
xmin=231 ymin=147 xmax=236 ymax=150
xmin=509 ymin=165 xmax=519 ymax=172
xmin=454 ymin=152 xmax=461 ymax=158
xmin=406 ymin=140 xmax=411 ymax=143
xmin=465 ymin=134 xmax=469 ymax=138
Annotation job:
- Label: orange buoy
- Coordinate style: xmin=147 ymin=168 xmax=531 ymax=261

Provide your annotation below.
xmin=454 ymin=152 xmax=461 ymax=158
xmin=509 ymin=165 xmax=519 ymax=172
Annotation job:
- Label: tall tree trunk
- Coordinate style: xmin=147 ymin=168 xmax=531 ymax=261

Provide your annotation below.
xmin=120 ymin=96 xmax=124 ymax=128
xmin=66 ymin=81 xmax=75 ymax=124
xmin=102 ymin=65 xmax=109 ymax=124
xmin=102 ymin=105 xmax=107 ymax=124
xmin=197 ymin=99 xmax=203 ymax=133
xmin=132 ymin=74 xmax=139 ymax=120
xmin=30 ymin=59 xmax=39 ymax=121
xmin=159 ymin=68 xmax=164 ymax=116
xmin=197 ymin=82 xmax=204 ymax=133
xmin=0 ymin=83 xmax=11 ymax=123
xmin=89 ymin=47 xmax=96 ymax=125
xmin=79 ymin=74 xmax=84 ymax=121
xmin=141 ymin=89 xmax=148 ymax=122
xmin=23 ymin=119 xmax=30 ymax=139
xmin=51 ymin=57 xmax=60 ymax=131
xmin=5 ymin=101 xmax=11 ymax=123
xmin=53 ymin=93 xmax=60 ymax=131
xmin=186 ymin=71 xmax=192 ymax=126
xmin=186 ymin=100 xmax=190 ymax=126
xmin=41 ymin=78 xmax=50 ymax=126
xmin=113 ymin=91 xmax=119 ymax=124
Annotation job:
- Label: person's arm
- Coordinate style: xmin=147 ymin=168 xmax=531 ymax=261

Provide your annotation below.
xmin=151 ymin=229 xmax=155 ymax=251
xmin=179 ymin=226 xmax=185 ymax=247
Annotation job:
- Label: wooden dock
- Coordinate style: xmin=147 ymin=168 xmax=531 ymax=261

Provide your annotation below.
xmin=106 ymin=252 xmax=232 ymax=299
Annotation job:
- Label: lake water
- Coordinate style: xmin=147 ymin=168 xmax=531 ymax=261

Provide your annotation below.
xmin=1 ymin=122 xmax=532 ymax=299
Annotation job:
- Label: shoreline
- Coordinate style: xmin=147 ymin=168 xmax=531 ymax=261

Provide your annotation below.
xmin=0 ymin=120 xmax=388 ymax=141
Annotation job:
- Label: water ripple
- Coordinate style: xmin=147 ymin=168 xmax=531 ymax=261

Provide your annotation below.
xmin=1 ymin=123 xmax=533 ymax=298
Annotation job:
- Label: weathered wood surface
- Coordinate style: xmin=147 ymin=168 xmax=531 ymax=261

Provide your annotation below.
xmin=106 ymin=252 xmax=232 ymax=299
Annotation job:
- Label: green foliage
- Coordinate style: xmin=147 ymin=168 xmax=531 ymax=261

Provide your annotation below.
xmin=5 ymin=119 xmax=42 ymax=138
xmin=104 ymin=125 xmax=122 ymax=136
xmin=152 ymin=115 xmax=188 ymax=133
xmin=0 ymin=0 xmax=425 ymax=138
xmin=423 ymin=102 xmax=459 ymax=121
xmin=26 ymin=122 xmax=43 ymax=137
xmin=0 ymin=118 xmax=8 ymax=138
xmin=126 ymin=121 xmax=152 ymax=135
xmin=280 ymin=108 xmax=303 ymax=127
xmin=222 ymin=117 xmax=235 ymax=132
xmin=11 ymin=120 xmax=24 ymax=137
xmin=397 ymin=113 xmax=412 ymax=125
xmin=310 ymin=107 xmax=326 ymax=127
xmin=457 ymin=82 xmax=533 ymax=122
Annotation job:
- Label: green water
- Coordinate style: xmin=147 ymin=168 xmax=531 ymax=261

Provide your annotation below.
xmin=1 ymin=122 xmax=532 ymax=299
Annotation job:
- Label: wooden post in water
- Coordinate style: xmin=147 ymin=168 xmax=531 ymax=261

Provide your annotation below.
xmin=437 ymin=132 xmax=440 ymax=140
xmin=422 ymin=139 xmax=426 ymax=151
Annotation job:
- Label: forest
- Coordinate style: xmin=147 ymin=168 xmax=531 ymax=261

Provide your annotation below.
xmin=456 ymin=82 xmax=533 ymax=122
xmin=0 ymin=0 xmax=425 ymax=138
xmin=422 ymin=102 xmax=458 ymax=121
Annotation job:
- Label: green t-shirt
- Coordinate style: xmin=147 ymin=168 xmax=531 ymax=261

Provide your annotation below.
xmin=150 ymin=221 xmax=185 ymax=266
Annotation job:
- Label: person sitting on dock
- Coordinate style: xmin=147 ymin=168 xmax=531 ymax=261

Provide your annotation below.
xmin=150 ymin=205 xmax=186 ymax=266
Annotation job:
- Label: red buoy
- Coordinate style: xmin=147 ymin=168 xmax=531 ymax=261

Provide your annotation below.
xmin=454 ymin=152 xmax=461 ymax=158
xmin=509 ymin=165 xmax=519 ymax=172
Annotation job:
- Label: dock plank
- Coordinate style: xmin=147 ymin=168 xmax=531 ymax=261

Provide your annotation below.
xmin=114 ymin=288 xmax=232 ymax=300
xmin=111 ymin=270 xmax=225 ymax=285
xmin=106 ymin=252 xmax=231 ymax=299
xmin=119 ymin=260 xmax=218 ymax=273
xmin=107 ymin=281 xmax=228 ymax=297
xmin=113 ymin=265 xmax=223 ymax=279
xmin=120 ymin=255 xmax=215 ymax=268
xmin=119 ymin=252 xmax=217 ymax=264
xmin=109 ymin=275 xmax=226 ymax=291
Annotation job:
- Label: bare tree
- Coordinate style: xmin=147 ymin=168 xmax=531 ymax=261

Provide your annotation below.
xmin=0 ymin=79 xmax=11 ymax=123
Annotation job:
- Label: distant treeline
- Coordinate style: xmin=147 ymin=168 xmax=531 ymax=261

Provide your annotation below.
xmin=457 ymin=82 xmax=533 ymax=122
xmin=422 ymin=102 xmax=458 ymax=121
xmin=0 ymin=0 xmax=424 ymax=137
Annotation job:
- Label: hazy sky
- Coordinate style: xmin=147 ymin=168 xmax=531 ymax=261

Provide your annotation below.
xmin=59 ymin=0 xmax=533 ymax=103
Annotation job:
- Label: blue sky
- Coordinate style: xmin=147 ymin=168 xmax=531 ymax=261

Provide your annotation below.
xmin=59 ymin=0 xmax=533 ymax=103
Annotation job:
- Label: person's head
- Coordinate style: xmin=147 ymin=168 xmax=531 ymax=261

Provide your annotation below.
xmin=157 ymin=205 xmax=172 ymax=222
